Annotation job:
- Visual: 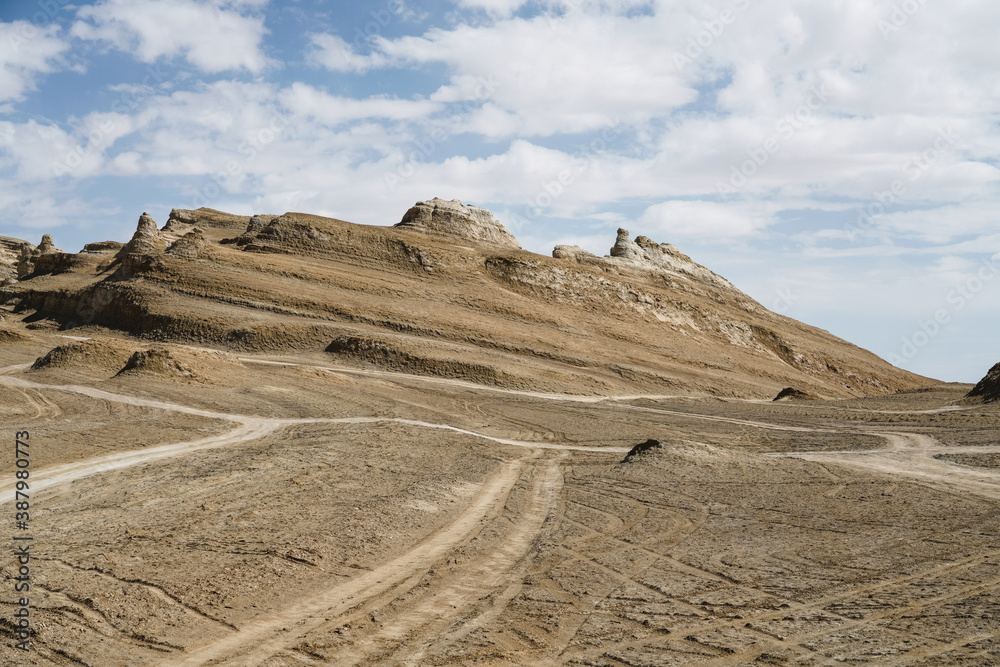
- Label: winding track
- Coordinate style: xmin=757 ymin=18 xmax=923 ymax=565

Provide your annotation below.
xmin=3 ymin=359 xmax=997 ymax=665
xmin=771 ymin=431 xmax=1000 ymax=501
xmin=0 ymin=369 xmax=630 ymax=505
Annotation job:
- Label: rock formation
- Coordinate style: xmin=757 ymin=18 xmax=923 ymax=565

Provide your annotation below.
xmin=773 ymin=387 xmax=821 ymax=401
xmin=395 ymin=198 xmax=521 ymax=250
xmin=551 ymin=245 xmax=597 ymax=262
xmin=247 ymin=214 xmax=278 ymax=235
xmin=555 ymin=227 xmax=738 ymax=293
xmin=16 ymin=234 xmax=62 ymax=278
xmin=228 ymin=214 xmax=280 ymax=246
xmin=0 ymin=236 xmax=30 ymax=282
xmin=609 ymin=228 xmax=646 ymax=262
xmin=81 ymin=241 xmax=125 ymax=254
xmin=108 ymin=212 xmax=170 ymax=277
xmin=118 ymin=212 xmax=167 ymax=257
xmin=964 ymin=363 xmax=1000 ymax=403
xmin=166 ymin=228 xmax=207 ymax=259
xmin=621 ymin=439 xmax=663 ymax=464
xmin=116 ymin=348 xmax=195 ymax=379
xmin=164 ymin=207 xmax=251 ymax=232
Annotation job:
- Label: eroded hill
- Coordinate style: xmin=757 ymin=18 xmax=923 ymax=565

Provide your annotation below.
xmin=1 ymin=198 xmax=930 ymax=398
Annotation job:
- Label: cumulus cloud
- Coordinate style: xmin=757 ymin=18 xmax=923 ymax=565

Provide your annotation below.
xmin=71 ymin=0 xmax=270 ymax=73
xmin=283 ymin=83 xmax=442 ymax=125
xmin=306 ymin=33 xmax=389 ymax=73
xmin=314 ymin=12 xmax=697 ymax=136
xmin=0 ymin=22 xmax=70 ymax=105
xmin=639 ymin=200 xmax=770 ymax=238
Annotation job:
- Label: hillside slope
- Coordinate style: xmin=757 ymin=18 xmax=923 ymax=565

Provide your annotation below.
xmin=2 ymin=199 xmax=931 ymax=398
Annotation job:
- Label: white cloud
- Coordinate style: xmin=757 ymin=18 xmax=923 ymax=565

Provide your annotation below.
xmin=316 ymin=12 xmax=697 ymax=136
xmin=0 ymin=21 xmax=70 ymax=105
xmin=283 ymin=83 xmax=441 ymax=125
xmin=306 ymin=33 xmax=388 ymax=73
xmin=870 ymin=204 xmax=1000 ymax=245
xmin=639 ymin=200 xmax=769 ymax=238
xmin=71 ymin=0 xmax=270 ymax=73
xmin=452 ymin=0 xmax=531 ymax=17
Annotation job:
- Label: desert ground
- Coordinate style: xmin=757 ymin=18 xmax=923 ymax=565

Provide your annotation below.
xmin=2 ymin=323 xmax=999 ymax=666
xmin=2 ymin=202 xmax=998 ymax=665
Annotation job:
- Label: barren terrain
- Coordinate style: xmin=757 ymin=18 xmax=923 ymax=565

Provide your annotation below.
xmin=1 ymin=324 xmax=998 ymax=666
xmin=2 ymin=203 xmax=998 ymax=665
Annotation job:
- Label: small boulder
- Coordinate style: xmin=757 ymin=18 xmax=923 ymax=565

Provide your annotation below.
xmin=773 ymin=387 xmax=820 ymax=402
xmin=552 ymin=245 xmax=597 ymax=262
xmin=621 ymin=439 xmax=662 ymax=464
xmin=81 ymin=241 xmax=125 ymax=254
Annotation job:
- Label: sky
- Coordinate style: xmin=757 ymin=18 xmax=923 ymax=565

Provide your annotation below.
xmin=0 ymin=0 xmax=998 ymax=383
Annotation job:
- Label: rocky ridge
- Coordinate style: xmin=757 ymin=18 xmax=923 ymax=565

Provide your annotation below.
xmin=395 ymin=198 xmax=521 ymax=250
xmin=964 ymin=363 xmax=1000 ymax=404
xmin=164 ymin=207 xmax=251 ymax=232
xmin=554 ymin=228 xmax=738 ymax=294
xmin=1 ymin=199 xmax=932 ymax=399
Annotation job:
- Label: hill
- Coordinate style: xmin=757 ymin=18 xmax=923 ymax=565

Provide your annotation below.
xmin=0 ymin=198 xmax=931 ymax=398
xmin=963 ymin=362 xmax=1000 ymax=404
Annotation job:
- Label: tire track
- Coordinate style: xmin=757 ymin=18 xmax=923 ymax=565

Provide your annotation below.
xmin=776 ymin=432 xmax=1000 ymax=501
xmin=167 ymin=454 xmax=535 ymax=666
xmin=0 ymin=374 xmax=630 ymax=506
xmin=336 ymin=455 xmax=566 ymax=667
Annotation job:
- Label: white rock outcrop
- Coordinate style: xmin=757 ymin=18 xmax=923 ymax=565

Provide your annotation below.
xmin=556 ymin=227 xmax=739 ymax=294
xmin=395 ymin=198 xmax=521 ymax=250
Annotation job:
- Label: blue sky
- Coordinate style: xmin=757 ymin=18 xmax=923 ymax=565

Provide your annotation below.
xmin=1 ymin=0 xmax=998 ymax=383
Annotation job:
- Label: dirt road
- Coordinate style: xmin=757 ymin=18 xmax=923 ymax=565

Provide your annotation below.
xmin=168 ymin=454 xmax=563 ymax=666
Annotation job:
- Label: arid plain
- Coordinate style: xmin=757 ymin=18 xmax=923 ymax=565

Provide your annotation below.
xmin=2 ymin=200 xmax=999 ymax=665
